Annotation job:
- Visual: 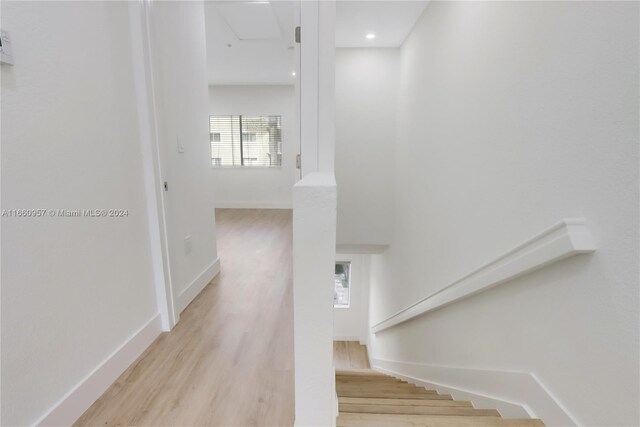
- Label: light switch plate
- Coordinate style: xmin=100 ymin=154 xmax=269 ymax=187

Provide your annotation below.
xmin=1 ymin=30 xmax=14 ymax=65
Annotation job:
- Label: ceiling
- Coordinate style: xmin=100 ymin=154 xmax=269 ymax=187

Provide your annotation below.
xmin=204 ymin=0 xmax=429 ymax=85
xmin=336 ymin=1 xmax=429 ymax=48
xmin=204 ymin=1 xmax=297 ymax=85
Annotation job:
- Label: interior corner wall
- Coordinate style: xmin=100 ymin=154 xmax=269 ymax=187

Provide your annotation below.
xmin=208 ymin=85 xmax=298 ymax=209
xmin=368 ymin=2 xmax=639 ymax=426
xmin=335 ymin=48 xmax=398 ymax=246
xmin=149 ymin=1 xmax=219 ymax=310
xmin=1 ymin=2 xmax=158 ymax=425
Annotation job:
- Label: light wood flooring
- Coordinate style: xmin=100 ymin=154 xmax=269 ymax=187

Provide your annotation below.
xmin=74 ymin=209 xmax=294 ymax=426
xmin=332 ymin=344 xmax=546 ymax=426
xmin=334 ymin=341 xmax=370 ymax=370
xmin=335 ymin=370 xmax=546 ymax=426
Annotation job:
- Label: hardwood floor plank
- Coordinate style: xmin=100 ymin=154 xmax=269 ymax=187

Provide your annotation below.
xmin=333 ymin=341 xmax=371 ymax=370
xmin=74 ymin=209 xmax=294 ymax=427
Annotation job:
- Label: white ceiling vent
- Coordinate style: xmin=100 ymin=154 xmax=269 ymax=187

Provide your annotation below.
xmin=215 ymin=1 xmax=283 ymax=41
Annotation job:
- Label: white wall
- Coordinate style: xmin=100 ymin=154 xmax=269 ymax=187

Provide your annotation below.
xmin=1 ymin=2 xmax=158 ymax=425
xmin=208 ymin=85 xmax=297 ymax=209
xmin=335 ymin=49 xmax=397 ymax=246
xmin=293 ymin=173 xmax=337 ymax=427
xmin=367 ymin=2 xmax=639 ymax=426
xmin=333 ymin=254 xmax=370 ymax=343
xmin=149 ymin=1 xmax=219 ymax=313
xmin=1 ymin=1 xmax=221 ymax=424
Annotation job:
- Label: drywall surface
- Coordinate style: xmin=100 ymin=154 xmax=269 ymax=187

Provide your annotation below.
xmin=299 ymin=1 xmax=335 ymax=177
xmin=208 ymin=85 xmax=297 ymax=208
xmin=335 ymin=48 xmax=398 ymax=246
xmin=293 ymin=173 xmax=337 ymax=426
xmin=0 ymin=2 xmax=157 ymax=425
xmin=368 ymin=2 xmax=639 ymax=426
xmin=333 ymin=254 xmax=370 ymax=342
xmin=149 ymin=1 xmax=219 ymax=307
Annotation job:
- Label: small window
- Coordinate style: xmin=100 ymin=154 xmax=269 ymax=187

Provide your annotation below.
xmin=209 ymin=115 xmax=282 ymax=168
xmin=242 ymin=132 xmax=257 ymax=142
xmin=334 ymin=262 xmax=351 ymax=308
xmin=243 ymin=157 xmax=258 ymax=166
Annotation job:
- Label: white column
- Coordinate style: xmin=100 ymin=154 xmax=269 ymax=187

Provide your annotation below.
xmin=317 ymin=0 xmax=335 ymax=173
xmin=295 ymin=1 xmax=337 ymax=425
xmin=299 ymin=1 xmax=319 ymax=176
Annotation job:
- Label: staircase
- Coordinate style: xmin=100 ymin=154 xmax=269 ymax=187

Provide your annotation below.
xmin=335 ymin=369 xmax=546 ymax=427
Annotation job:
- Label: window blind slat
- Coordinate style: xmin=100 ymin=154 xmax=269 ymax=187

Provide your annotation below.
xmin=210 ymin=115 xmax=282 ymax=168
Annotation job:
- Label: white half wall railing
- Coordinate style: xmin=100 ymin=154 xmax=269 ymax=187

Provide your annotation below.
xmin=293 ymin=172 xmax=337 ymax=427
xmin=371 ymin=218 xmax=596 ymax=334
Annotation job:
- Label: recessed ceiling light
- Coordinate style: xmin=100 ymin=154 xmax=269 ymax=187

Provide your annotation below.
xmin=366 ymin=33 xmax=375 ymax=40
xmin=292 ymin=71 xmax=296 ymax=76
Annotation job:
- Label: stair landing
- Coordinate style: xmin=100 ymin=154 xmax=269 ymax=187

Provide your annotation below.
xmin=334 ymin=341 xmax=370 ymax=370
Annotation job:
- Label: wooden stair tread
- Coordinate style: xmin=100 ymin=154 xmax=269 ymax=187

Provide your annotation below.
xmin=339 ymin=397 xmax=472 ymax=407
xmin=337 ymin=376 xmax=405 ymax=383
xmin=337 ymin=373 xmax=401 ymax=379
xmin=336 ymin=382 xmax=437 ymax=394
xmin=337 ymin=413 xmax=545 ymax=427
xmin=337 ymin=383 xmax=438 ymax=394
xmin=337 ymin=390 xmax=454 ymax=399
xmin=340 ymin=403 xmax=500 ymax=417
xmin=334 ymin=369 xmax=545 ymax=427
xmin=336 ymin=369 xmax=387 ymax=376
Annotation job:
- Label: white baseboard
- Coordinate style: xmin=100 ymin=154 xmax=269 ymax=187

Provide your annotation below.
xmin=371 ymin=358 xmax=578 ymax=427
xmin=336 ymin=244 xmax=389 ymax=254
xmin=333 ymin=336 xmax=361 ymax=342
xmin=36 ymin=314 xmax=163 ymax=427
xmin=215 ymin=201 xmax=292 ymax=209
xmin=176 ymin=257 xmax=220 ymax=313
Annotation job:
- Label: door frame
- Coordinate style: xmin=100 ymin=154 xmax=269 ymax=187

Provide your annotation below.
xmin=128 ymin=0 xmax=178 ymax=331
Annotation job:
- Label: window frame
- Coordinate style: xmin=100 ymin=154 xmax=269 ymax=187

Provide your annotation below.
xmin=209 ymin=115 xmax=283 ymax=169
xmin=334 ymin=261 xmax=352 ymax=309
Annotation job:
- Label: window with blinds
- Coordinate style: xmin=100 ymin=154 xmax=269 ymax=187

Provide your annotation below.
xmin=210 ymin=115 xmax=282 ymax=168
